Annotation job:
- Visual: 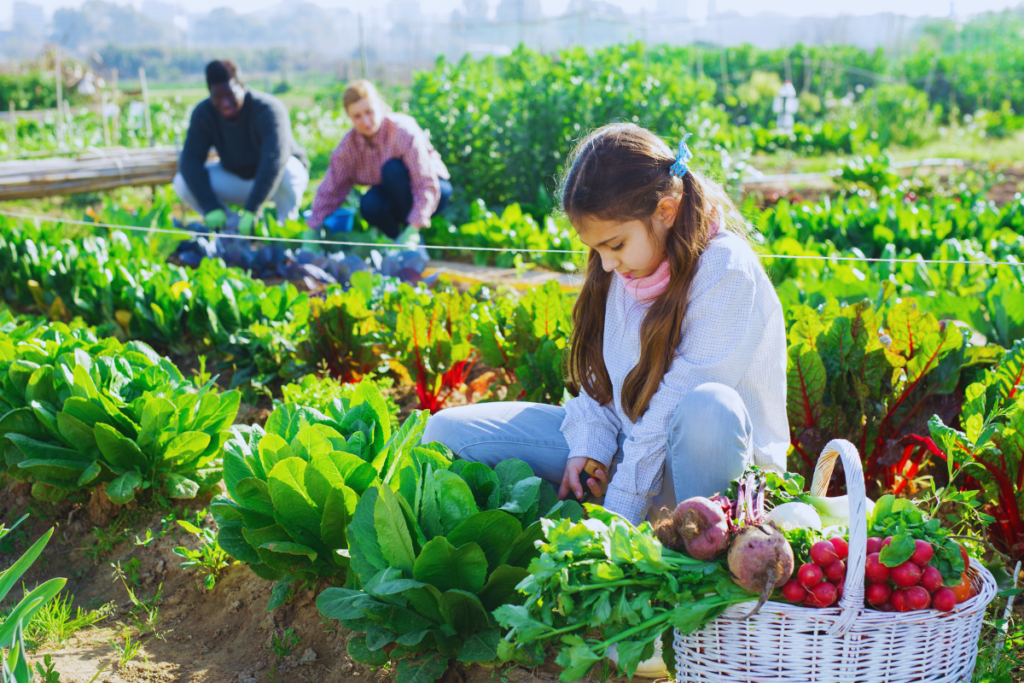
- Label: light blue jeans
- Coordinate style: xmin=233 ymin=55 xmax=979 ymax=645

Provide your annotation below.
xmin=421 ymin=382 xmax=753 ymax=521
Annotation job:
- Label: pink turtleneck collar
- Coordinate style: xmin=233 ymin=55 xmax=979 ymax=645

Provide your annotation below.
xmin=616 ymin=221 xmax=721 ymax=302
xmin=617 ymin=261 xmax=670 ymax=302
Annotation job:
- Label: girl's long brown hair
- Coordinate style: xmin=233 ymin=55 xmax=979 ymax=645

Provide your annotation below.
xmin=562 ymin=123 xmax=744 ymax=422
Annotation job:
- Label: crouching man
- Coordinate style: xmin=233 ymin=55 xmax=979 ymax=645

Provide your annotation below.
xmin=173 ymin=59 xmax=309 ymax=234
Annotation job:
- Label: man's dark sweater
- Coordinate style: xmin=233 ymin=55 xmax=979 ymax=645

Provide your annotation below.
xmin=179 ymin=89 xmax=309 ymax=214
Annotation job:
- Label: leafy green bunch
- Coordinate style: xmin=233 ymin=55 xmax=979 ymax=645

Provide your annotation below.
xmin=317 ymin=458 xmax=584 ymax=683
xmin=494 ymin=507 xmax=756 ymax=681
xmin=280 ymin=373 xmax=399 ymax=432
xmin=477 ymin=279 xmax=574 ymax=405
xmin=0 ymin=322 xmax=239 ymax=503
xmin=213 ymin=380 xmax=424 ymax=609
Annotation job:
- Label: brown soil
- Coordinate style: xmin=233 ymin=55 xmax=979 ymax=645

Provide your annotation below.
xmin=0 ymin=481 xmax=599 ymax=683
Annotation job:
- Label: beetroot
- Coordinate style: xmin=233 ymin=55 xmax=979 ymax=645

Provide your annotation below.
xmin=727 ymin=524 xmax=795 ymax=617
xmin=672 ymin=496 xmax=732 ymax=560
xmin=866 ymin=537 xmax=884 ymax=554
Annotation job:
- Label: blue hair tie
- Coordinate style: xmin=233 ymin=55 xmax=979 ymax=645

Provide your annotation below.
xmin=669 ymin=133 xmax=693 ymax=179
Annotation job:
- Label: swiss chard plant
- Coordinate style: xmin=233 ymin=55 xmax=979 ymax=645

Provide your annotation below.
xmin=380 ymin=284 xmax=478 ymax=413
xmin=476 ymin=280 xmax=574 ymax=405
xmin=785 ymin=291 xmax=982 ymax=493
xmin=212 ymin=379 xmax=428 ymax=609
xmin=927 ymin=340 xmax=1024 ymax=560
xmin=302 ymin=272 xmax=383 ymax=384
xmin=317 ymin=457 xmax=583 ymax=683
xmin=0 ymin=323 xmax=238 ymax=503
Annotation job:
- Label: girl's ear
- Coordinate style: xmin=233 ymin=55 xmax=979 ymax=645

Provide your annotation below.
xmin=655 ymin=195 xmax=680 ymax=229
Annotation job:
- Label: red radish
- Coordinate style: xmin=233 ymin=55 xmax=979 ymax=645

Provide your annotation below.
xmin=726 ymin=524 xmax=795 ymax=617
xmin=932 ymin=588 xmax=957 ymax=612
xmin=891 ymin=589 xmax=910 ymax=613
xmin=865 ymin=553 xmax=891 ymax=583
xmin=920 ymin=565 xmax=943 ymax=593
xmin=866 ymin=537 xmax=884 ymax=554
xmin=892 ymin=561 xmax=922 ymax=588
xmin=865 ymin=582 xmax=892 ymax=605
xmin=876 ymin=601 xmax=895 ymax=612
xmin=671 ymin=496 xmax=732 ymax=560
xmin=905 ymin=586 xmax=931 ymax=611
xmin=799 ymin=563 xmax=823 ymax=588
xmin=882 ymin=536 xmax=893 ymax=548
xmin=829 ymin=537 xmax=849 ymax=561
xmin=951 ymin=573 xmax=972 ymax=604
xmin=810 ymin=540 xmax=839 ymax=567
xmin=809 ymin=582 xmax=838 ymax=607
xmin=910 ymin=540 xmax=934 ymax=566
xmin=823 ymin=559 xmax=846 ymax=583
xmin=782 ymin=578 xmax=807 ymax=603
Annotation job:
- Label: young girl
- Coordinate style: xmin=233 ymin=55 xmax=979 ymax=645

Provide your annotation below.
xmin=422 ymin=123 xmax=789 ymax=525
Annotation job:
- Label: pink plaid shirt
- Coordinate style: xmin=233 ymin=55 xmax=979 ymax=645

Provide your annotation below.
xmin=309 ymin=113 xmax=450 ymax=230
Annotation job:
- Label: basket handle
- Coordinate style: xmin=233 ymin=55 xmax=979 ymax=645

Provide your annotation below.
xmin=810 ymin=439 xmax=867 ymax=635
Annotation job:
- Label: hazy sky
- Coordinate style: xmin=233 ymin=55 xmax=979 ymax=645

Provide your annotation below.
xmin=4 ymin=0 xmax=1020 ymax=21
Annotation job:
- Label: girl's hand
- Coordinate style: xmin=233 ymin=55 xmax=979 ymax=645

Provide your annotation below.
xmin=559 ymin=458 xmax=609 ymax=500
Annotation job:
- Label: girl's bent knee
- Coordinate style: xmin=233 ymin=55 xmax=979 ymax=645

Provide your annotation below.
xmin=670 ymin=382 xmax=751 ymax=463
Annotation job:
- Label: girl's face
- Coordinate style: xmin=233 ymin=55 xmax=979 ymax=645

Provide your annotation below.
xmin=347 ymin=97 xmax=383 ymax=138
xmin=576 ymin=196 xmax=679 ymax=279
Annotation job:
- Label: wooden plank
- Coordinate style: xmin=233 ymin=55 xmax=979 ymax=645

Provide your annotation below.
xmin=0 ymin=147 xmax=181 ymax=200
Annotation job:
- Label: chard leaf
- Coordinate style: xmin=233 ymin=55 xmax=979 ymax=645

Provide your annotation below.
xmin=395 ymin=652 xmax=448 ymax=683
xmin=476 ymin=564 xmax=530 ymax=611
xmin=439 ymin=589 xmax=491 ymax=638
xmin=94 ymin=423 xmax=148 ymax=472
xmin=162 ymin=432 xmax=210 ymax=464
xmin=494 ymin=458 xmax=534 ymax=505
xmin=320 ymin=484 xmax=359 ymax=550
xmin=349 ymin=487 xmax=386 ymax=581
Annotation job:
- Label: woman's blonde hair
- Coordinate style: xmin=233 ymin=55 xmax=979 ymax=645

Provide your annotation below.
xmin=343 ymin=80 xmax=384 ymax=111
xmin=562 ymin=123 xmax=746 ymax=422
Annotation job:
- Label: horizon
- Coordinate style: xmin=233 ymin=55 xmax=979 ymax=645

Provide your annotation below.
xmin=2 ymin=0 xmax=1021 ymax=22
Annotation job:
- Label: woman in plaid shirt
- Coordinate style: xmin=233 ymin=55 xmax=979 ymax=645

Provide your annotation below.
xmin=308 ymin=80 xmax=452 ymax=241
xmin=423 ymin=124 xmax=789 ymax=526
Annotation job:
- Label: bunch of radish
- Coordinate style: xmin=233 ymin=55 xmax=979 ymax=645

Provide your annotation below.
xmin=780 ymin=537 xmax=848 ymax=607
xmin=861 ymin=537 xmax=974 ymax=613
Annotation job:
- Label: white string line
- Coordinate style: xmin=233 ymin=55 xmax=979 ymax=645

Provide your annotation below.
xmin=0 ymin=208 xmax=1021 ymax=267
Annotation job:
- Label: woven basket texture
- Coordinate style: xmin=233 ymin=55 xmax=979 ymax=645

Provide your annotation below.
xmin=673 ymin=438 xmax=998 ymax=683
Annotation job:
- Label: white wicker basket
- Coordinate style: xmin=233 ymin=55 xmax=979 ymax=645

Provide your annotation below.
xmin=673 ymin=438 xmax=998 ymax=683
